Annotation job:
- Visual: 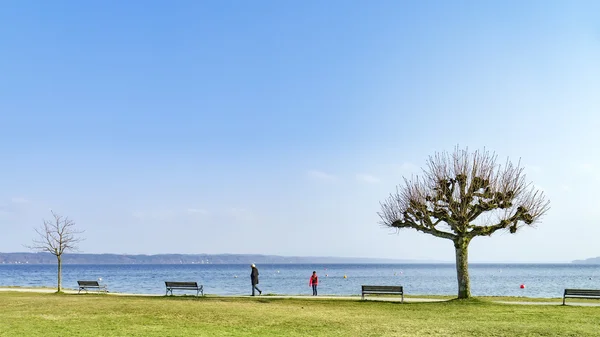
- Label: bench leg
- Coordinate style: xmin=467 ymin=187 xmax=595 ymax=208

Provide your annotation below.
xmin=402 ymin=293 xmax=404 ymax=303
xmin=562 ymin=296 xmax=566 ymax=305
xmin=362 ymin=293 xmax=365 ymax=300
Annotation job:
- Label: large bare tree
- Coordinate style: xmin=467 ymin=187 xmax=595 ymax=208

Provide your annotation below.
xmin=29 ymin=211 xmax=84 ymax=292
xmin=378 ymin=147 xmax=549 ymax=299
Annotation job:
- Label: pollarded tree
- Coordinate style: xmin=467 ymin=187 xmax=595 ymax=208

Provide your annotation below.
xmin=29 ymin=211 xmax=84 ymax=292
xmin=378 ymin=147 xmax=549 ymax=299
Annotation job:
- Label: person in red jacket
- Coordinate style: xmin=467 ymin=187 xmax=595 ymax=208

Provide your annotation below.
xmin=309 ymin=271 xmax=318 ymax=296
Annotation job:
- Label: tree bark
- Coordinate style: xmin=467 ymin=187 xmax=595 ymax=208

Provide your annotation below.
xmin=454 ymin=237 xmax=471 ymax=299
xmin=57 ymin=256 xmax=62 ymax=292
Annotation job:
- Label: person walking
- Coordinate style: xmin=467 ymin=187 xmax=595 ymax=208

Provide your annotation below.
xmin=309 ymin=271 xmax=318 ymax=296
xmin=250 ymin=264 xmax=262 ymax=296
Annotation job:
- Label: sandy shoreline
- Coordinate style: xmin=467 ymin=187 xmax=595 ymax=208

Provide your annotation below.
xmin=0 ymin=287 xmax=158 ymax=296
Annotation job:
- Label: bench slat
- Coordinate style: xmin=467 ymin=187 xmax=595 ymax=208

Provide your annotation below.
xmin=166 ymin=282 xmax=198 ymax=288
xmin=362 ymin=286 xmax=403 ymax=292
xmin=565 ymin=289 xmax=600 ymax=293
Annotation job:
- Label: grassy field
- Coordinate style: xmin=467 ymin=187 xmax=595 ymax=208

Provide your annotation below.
xmin=1 ymin=292 xmax=599 ymax=336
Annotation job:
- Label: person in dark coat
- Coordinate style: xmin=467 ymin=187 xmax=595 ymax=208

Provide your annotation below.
xmin=250 ymin=264 xmax=262 ymax=296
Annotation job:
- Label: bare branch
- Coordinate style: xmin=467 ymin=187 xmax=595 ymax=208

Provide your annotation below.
xmin=27 ymin=211 xmax=85 ymax=257
xmin=378 ymin=182 xmax=457 ymax=241
xmin=378 ymin=146 xmax=550 ymax=241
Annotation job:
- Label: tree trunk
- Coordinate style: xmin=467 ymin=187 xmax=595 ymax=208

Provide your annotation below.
xmin=57 ymin=256 xmax=62 ymax=292
xmin=454 ymin=237 xmax=471 ymax=299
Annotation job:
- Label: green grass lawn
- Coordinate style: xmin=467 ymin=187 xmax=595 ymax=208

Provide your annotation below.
xmin=1 ymin=292 xmax=599 ymax=336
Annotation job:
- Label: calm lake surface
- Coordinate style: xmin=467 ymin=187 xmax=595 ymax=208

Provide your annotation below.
xmin=1 ymin=263 xmax=599 ymax=298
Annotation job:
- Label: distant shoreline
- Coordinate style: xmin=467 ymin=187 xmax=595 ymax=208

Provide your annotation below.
xmin=571 ymin=257 xmax=600 ymax=264
xmin=0 ymin=252 xmax=584 ymax=265
xmin=0 ymin=252 xmax=443 ymax=265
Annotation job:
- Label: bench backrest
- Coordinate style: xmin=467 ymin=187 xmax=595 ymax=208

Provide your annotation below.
xmin=78 ymin=281 xmax=100 ymax=287
xmin=564 ymin=289 xmax=600 ymax=296
xmin=165 ymin=281 xmax=198 ymax=288
xmin=362 ymin=285 xmax=403 ymax=293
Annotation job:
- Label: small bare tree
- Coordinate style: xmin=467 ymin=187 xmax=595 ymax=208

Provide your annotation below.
xmin=29 ymin=211 xmax=84 ymax=292
xmin=378 ymin=147 xmax=549 ymax=299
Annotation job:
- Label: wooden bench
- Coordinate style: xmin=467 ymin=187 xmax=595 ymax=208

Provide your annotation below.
xmin=165 ymin=281 xmax=204 ymax=296
xmin=361 ymin=285 xmax=404 ymax=302
xmin=563 ymin=288 xmax=600 ymax=305
xmin=77 ymin=280 xmax=108 ymax=294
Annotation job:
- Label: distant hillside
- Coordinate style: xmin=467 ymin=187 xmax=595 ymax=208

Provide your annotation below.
xmin=0 ymin=252 xmax=431 ymax=265
xmin=572 ymin=257 xmax=600 ymax=264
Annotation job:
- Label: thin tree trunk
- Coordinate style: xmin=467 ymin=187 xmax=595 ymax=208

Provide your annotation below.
xmin=57 ymin=256 xmax=62 ymax=292
xmin=454 ymin=237 xmax=471 ymax=299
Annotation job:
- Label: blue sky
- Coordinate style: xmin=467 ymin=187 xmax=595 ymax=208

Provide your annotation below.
xmin=1 ymin=0 xmax=599 ymax=262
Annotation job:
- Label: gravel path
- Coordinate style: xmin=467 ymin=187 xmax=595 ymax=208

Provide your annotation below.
xmin=1 ymin=287 xmax=599 ymax=306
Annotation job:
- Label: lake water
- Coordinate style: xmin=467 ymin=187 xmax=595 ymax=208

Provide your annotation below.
xmin=1 ymin=263 xmax=599 ymax=298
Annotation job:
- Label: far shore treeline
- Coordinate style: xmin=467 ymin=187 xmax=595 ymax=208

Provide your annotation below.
xmin=1 ymin=253 xmax=597 ymax=265
xmin=0 ymin=253 xmax=440 ymax=265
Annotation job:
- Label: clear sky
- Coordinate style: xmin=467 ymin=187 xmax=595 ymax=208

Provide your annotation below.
xmin=1 ymin=1 xmax=599 ymax=262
